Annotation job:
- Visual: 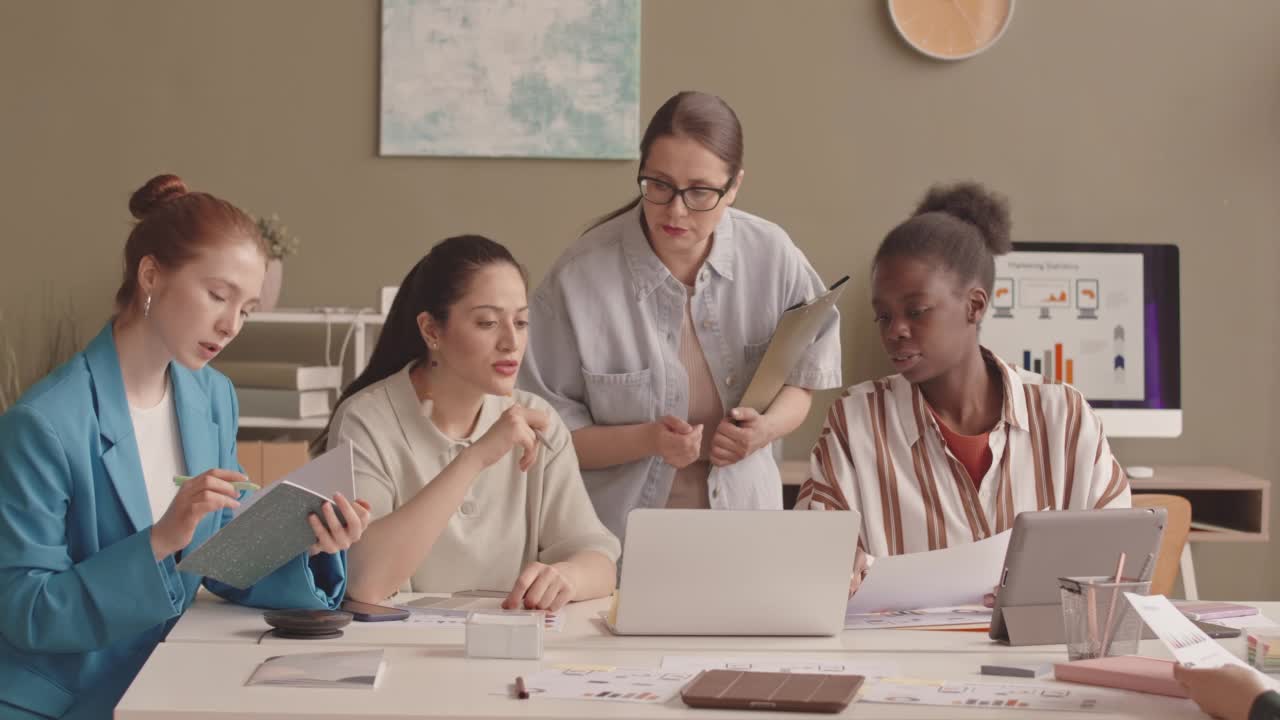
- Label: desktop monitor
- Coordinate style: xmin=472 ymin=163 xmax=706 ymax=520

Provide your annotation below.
xmin=981 ymin=242 xmax=1181 ymax=438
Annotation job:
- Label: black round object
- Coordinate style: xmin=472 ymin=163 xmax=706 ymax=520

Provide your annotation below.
xmin=262 ymin=609 xmax=352 ymax=640
xmin=270 ymin=627 xmax=345 ymax=640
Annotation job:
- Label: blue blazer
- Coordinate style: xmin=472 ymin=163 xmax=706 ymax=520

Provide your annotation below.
xmin=0 ymin=323 xmax=347 ymax=719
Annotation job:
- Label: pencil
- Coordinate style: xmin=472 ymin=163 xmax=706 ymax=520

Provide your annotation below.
xmin=1099 ymin=552 xmax=1128 ymax=656
xmin=515 ymin=676 xmax=529 ymax=700
xmin=173 ymin=475 xmax=260 ymax=492
xmin=532 ymin=429 xmax=554 ymax=452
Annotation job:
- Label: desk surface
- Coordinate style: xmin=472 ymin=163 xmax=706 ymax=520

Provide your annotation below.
xmin=173 ymin=594 xmax=1272 ymax=655
xmin=135 ymin=597 xmax=1279 ymax=718
xmin=118 ymin=644 xmax=1207 ymax=720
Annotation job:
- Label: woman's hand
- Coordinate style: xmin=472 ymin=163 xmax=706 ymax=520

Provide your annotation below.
xmin=709 ymin=407 xmax=774 ymax=467
xmin=503 ymin=561 xmax=577 ymax=612
xmin=1174 ymin=663 xmax=1271 ymax=720
xmin=848 ymin=547 xmax=871 ymax=596
xmin=470 ymin=405 xmax=550 ymax=472
xmin=653 ymin=415 xmax=702 ymax=469
xmin=151 ymin=468 xmax=244 ymax=560
xmin=307 ymin=493 xmax=373 ymax=555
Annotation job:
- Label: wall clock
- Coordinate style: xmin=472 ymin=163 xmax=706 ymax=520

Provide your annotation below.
xmin=889 ymin=0 xmax=1015 ymax=61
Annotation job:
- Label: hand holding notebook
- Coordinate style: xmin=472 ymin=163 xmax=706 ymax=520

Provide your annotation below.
xmin=177 ymin=443 xmax=362 ymax=588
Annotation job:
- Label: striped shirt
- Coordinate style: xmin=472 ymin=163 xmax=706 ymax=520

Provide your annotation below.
xmin=796 ymin=349 xmax=1130 ymax=559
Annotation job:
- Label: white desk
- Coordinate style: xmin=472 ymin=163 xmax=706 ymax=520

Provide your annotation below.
xmin=171 ymin=594 xmax=1278 ymax=655
xmin=117 ymin=644 xmax=1207 ymax=720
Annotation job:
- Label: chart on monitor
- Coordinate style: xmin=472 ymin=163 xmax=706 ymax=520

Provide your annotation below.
xmin=981 ymin=243 xmax=1181 ymax=438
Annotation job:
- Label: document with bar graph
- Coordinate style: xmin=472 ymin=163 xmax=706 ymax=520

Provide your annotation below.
xmin=982 ymin=250 xmax=1145 ymax=402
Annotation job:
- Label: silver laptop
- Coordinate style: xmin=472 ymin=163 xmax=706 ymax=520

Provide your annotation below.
xmin=607 ymin=509 xmax=860 ymax=636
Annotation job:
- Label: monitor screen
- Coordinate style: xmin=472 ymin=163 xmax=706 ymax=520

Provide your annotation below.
xmin=981 ymin=243 xmax=1181 ymax=438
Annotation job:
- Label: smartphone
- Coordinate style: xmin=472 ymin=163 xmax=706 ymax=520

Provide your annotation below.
xmin=341 ymin=599 xmax=409 ymax=622
xmin=1192 ymin=619 xmax=1243 ymax=639
xmin=452 ymin=589 xmax=510 ymax=599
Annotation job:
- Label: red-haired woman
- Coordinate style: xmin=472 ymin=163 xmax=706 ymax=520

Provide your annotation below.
xmin=0 ymin=175 xmax=371 ymax=719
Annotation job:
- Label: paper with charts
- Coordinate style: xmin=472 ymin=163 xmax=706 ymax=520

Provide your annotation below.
xmin=395 ymin=597 xmax=563 ymax=632
xmin=860 ymin=678 xmax=1188 ymax=714
xmin=846 ymin=530 xmax=1011 ymax=614
xmin=520 ymin=665 xmax=695 ymax=704
xmin=659 ymin=656 xmax=899 ymax=680
xmin=1124 ymin=593 xmax=1248 ymax=669
xmin=846 ymin=606 xmax=992 ymax=630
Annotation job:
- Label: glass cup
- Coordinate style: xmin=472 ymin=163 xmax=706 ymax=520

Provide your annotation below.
xmin=1059 ymin=576 xmax=1152 ymax=661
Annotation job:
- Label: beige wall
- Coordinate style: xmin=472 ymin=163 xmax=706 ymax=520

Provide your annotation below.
xmin=3 ymin=0 xmax=1278 ymax=598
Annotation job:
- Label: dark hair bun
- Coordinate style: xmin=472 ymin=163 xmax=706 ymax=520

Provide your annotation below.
xmin=915 ymin=181 xmax=1012 ymax=255
xmin=129 ymin=174 xmax=189 ymax=220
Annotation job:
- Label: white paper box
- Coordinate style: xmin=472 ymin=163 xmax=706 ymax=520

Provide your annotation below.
xmin=465 ymin=611 xmax=543 ymax=660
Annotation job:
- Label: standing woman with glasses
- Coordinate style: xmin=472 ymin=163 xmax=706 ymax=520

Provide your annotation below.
xmin=519 ymin=91 xmax=842 ymax=542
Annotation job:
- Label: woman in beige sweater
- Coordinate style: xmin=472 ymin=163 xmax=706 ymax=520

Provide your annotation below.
xmin=317 ymin=235 xmax=619 ymax=611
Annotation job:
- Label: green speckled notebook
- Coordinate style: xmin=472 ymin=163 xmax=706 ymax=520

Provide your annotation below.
xmin=176 ymin=444 xmax=353 ymax=589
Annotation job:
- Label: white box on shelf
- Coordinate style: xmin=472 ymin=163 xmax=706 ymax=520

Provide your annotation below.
xmin=464 ymin=611 xmax=543 ymax=660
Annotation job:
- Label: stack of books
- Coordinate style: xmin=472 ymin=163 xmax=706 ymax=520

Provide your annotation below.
xmin=1248 ymin=631 xmax=1280 ymax=671
xmin=215 ymin=361 xmax=342 ymax=420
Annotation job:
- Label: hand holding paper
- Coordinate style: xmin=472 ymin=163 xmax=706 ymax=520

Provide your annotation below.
xmin=846 ymin=530 xmax=1011 ymax=614
xmin=1124 ymin=593 xmax=1249 ymax=669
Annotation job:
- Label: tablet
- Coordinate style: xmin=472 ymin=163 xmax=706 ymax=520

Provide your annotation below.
xmin=990 ymin=508 xmax=1166 ymax=645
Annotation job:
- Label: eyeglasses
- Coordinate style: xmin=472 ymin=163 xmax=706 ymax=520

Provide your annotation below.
xmin=637 ymin=176 xmax=731 ymax=212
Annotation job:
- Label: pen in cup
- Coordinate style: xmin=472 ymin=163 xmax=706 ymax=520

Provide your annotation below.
xmin=172 ymin=475 xmax=260 ymax=492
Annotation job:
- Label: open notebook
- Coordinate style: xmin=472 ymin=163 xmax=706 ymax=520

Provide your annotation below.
xmin=176 ymin=443 xmax=354 ymax=589
xmin=247 ymin=649 xmax=386 ymax=689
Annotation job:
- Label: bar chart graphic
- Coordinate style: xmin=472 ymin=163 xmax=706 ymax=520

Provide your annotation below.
xmin=1020 ymin=343 xmax=1074 ymax=384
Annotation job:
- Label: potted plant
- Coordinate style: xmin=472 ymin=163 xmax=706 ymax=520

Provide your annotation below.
xmin=255 ymin=213 xmax=300 ymax=312
xmin=0 ymin=301 xmax=82 ymax=413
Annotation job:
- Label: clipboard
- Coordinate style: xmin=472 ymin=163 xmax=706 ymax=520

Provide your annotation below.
xmin=737 ymin=276 xmax=848 ymax=414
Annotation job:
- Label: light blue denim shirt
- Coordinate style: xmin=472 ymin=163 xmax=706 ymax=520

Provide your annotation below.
xmin=519 ymin=205 xmax=842 ymax=541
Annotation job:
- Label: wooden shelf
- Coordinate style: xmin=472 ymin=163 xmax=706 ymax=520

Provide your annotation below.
xmin=1132 ymin=466 xmax=1270 ymax=543
xmin=234 ymin=305 xmax=386 ymax=436
xmin=247 ymin=308 xmax=387 ymax=325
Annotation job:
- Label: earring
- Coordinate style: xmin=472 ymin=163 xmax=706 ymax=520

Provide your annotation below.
xmin=144 ymin=294 xmax=152 ymax=319
xmin=429 ymin=342 xmax=440 ymax=367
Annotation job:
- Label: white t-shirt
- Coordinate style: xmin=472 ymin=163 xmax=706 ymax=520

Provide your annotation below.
xmin=129 ymin=379 xmax=186 ymax=524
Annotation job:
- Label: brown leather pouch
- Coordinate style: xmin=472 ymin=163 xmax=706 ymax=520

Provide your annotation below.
xmin=680 ymin=669 xmax=864 ymax=713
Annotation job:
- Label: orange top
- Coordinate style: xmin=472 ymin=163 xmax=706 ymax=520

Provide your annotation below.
xmin=930 ymin=407 xmax=993 ymax=490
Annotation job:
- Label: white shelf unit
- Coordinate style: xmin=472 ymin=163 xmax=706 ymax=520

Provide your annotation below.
xmin=237 ymin=307 xmax=387 ymax=431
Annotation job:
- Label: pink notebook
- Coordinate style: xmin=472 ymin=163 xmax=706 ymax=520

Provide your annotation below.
xmin=1054 ymin=656 xmax=1189 ymax=698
